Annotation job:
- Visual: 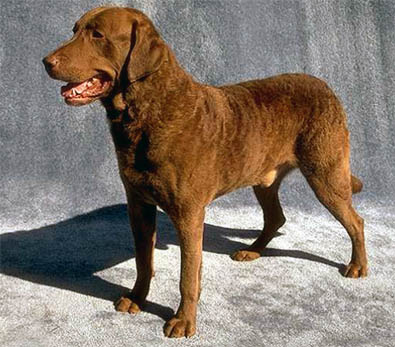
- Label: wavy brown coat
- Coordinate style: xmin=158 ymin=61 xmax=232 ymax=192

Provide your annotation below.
xmin=43 ymin=7 xmax=367 ymax=338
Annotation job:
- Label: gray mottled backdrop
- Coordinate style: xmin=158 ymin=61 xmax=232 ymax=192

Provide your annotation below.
xmin=1 ymin=0 xmax=394 ymax=230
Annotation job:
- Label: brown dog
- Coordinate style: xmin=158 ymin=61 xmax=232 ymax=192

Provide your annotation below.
xmin=43 ymin=6 xmax=367 ymax=338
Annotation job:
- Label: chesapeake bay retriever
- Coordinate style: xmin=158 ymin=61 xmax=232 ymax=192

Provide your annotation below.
xmin=43 ymin=6 xmax=367 ymax=338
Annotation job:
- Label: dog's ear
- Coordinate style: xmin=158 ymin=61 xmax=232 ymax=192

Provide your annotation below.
xmin=127 ymin=21 xmax=167 ymax=83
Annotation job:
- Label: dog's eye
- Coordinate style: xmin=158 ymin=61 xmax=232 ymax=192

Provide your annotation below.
xmin=92 ymin=30 xmax=104 ymax=39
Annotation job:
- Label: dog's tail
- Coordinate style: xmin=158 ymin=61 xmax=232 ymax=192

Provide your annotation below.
xmin=351 ymin=174 xmax=363 ymax=194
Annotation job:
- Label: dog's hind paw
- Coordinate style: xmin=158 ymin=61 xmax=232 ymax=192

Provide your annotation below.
xmin=343 ymin=263 xmax=368 ymax=278
xmin=231 ymin=250 xmax=260 ymax=262
xmin=114 ymin=296 xmax=142 ymax=314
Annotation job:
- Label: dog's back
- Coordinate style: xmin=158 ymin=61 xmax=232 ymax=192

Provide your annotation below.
xmin=196 ymin=73 xmax=349 ymax=195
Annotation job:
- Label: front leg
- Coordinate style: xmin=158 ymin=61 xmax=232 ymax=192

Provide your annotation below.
xmin=164 ymin=207 xmax=204 ymax=338
xmin=115 ymin=198 xmax=157 ymax=314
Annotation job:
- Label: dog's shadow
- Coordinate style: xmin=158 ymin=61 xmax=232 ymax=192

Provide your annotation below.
xmin=0 ymin=204 xmax=343 ymax=321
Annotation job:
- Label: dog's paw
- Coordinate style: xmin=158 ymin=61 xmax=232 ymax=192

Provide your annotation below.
xmin=231 ymin=250 xmax=260 ymax=262
xmin=163 ymin=316 xmax=196 ymax=338
xmin=343 ymin=263 xmax=368 ymax=278
xmin=114 ymin=296 xmax=143 ymax=314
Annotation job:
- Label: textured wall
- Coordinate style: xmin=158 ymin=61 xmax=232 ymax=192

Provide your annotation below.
xmin=1 ymin=0 xmax=394 ymax=228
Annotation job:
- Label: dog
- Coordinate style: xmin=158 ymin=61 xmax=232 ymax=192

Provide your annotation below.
xmin=43 ymin=6 xmax=367 ymax=338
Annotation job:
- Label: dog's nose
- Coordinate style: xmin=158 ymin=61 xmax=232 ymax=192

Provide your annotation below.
xmin=42 ymin=56 xmax=59 ymax=72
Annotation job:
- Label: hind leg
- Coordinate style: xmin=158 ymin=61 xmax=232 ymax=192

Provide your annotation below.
xmin=301 ymin=161 xmax=367 ymax=278
xmin=231 ymin=167 xmax=291 ymax=262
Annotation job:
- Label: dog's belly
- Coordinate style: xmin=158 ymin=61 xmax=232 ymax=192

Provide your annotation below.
xmin=212 ymin=168 xmax=277 ymax=200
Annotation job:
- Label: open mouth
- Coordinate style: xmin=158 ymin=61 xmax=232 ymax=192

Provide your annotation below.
xmin=60 ymin=74 xmax=112 ymax=105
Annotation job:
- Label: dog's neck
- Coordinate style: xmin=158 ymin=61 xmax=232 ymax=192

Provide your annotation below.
xmin=103 ymin=50 xmax=194 ymax=125
xmin=103 ymin=50 xmax=196 ymax=153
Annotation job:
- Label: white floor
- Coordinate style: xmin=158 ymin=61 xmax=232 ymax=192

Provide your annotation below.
xmin=1 ymin=204 xmax=394 ymax=347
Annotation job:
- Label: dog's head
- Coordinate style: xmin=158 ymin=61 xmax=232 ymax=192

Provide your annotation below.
xmin=43 ymin=7 xmax=168 ymax=106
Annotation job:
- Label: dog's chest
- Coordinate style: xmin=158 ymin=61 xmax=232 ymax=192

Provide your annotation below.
xmin=110 ymin=124 xmax=153 ymax=172
xmin=115 ymin=146 xmax=160 ymax=204
xmin=108 ymin=118 xmax=163 ymax=203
